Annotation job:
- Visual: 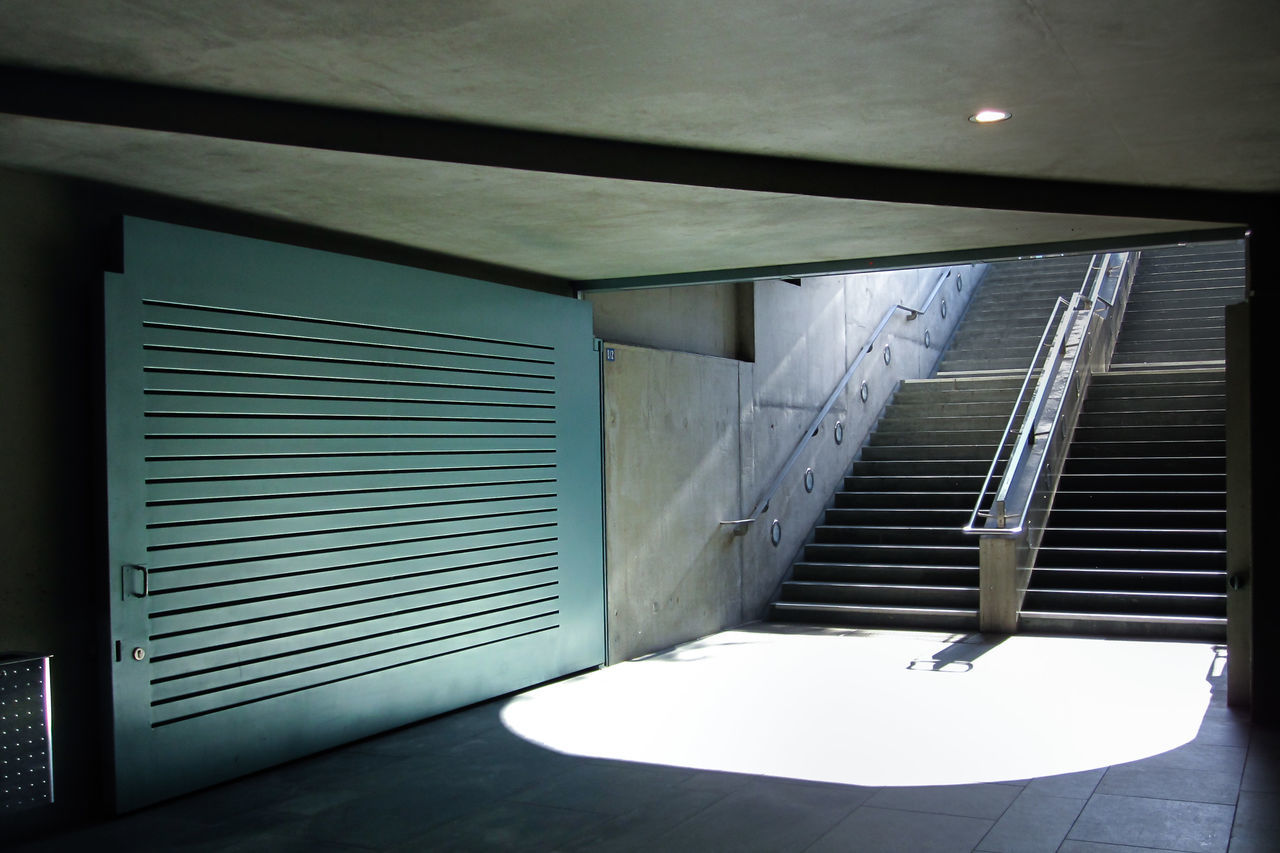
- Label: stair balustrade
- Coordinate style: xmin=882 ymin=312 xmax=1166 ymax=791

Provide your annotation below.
xmin=964 ymin=252 xmax=1138 ymax=632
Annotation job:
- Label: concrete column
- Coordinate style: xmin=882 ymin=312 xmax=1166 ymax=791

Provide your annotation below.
xmin=1225 ymin=301 xmax=1252 ymax=709
xmin=1244 ymin=221 xmax=1278 ymax=724
xmin=979 ymin=536 xmax=1018 ymax=634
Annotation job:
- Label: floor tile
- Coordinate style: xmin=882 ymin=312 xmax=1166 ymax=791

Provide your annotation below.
xmin=275 ymin=779 xmax=500 ymax=849
xmin=1025 ymin=768 xmax=1105 ymax=799
xmin=1228 ymin=790 xmax=1280 ymax=850
xmin=975 ymin=789 xmax=1086 ymax=853
xmin=1192 ymin=710 xmax=1252 ymax=748
xmin=866 ymin=782 xmax=1021 ymax=820
xmin=1240 ymin=731 xmax=1280 ymax=794
xmin=806 ymin=805 xmax=992 ymax=853
xmin=1067 ymin=792 xmax=1234 ymax=853
xmin=1059 ymin=842 xmax=1188 ymax=852
xmin=1098 ymin=761 xmax=1242 ymax=804
xmin=511 ymin=760 xmax=697 ymax=816
xmin=560 ymin=787 xmax=727 ymax=852
xmin=646 ymin=778 xmax=871 ymax=853
xmin=387 ymin=801 xmax=609 ymax=852
xmin=1130 ymin=742 xmax=1247 ymax=776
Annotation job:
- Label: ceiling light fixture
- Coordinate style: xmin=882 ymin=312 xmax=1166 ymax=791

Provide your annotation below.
xmin=969 ymin=109 xmax=1012 ymax=124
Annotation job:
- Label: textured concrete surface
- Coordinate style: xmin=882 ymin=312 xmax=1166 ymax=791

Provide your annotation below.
xmin=586 ymin=281 xmax=751 ymax=360
xmin=597 ymin=262 xmax=983 ymax=660
xmin=0 ymin=116 xmax=1216 ymax=281
xmin=1 ymin=1 xmax=1276 ymax=190
xmin=601 ymin=344 xmax=748 ymax=662
xmin=0 ymin=1 xmax=1266 ymax=279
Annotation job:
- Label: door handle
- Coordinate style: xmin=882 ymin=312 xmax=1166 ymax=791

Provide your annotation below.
xmin=124 ymin=564 xmax=149 ymax=598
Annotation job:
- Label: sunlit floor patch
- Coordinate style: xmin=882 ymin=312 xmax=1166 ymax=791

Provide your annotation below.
xmin=500 ymin=625 xmax=1219 ymax=787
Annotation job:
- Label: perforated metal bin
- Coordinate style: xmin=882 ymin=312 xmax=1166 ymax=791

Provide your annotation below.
xmin=0 ymin=654 xmax=53 ymax=811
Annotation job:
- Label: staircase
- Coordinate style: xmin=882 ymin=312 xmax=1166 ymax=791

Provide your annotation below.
xmin=1018 ymin=241 xmax=1243 ymax=638
xmin=770 ymin=242 xmax=1243 ymax=638
xmin=937 ymin=254 xmax=1096 ymax=375
xmin=771 ymin=253 xmax=1092 ymax=629
xmin=1020 ymin=369 xmax=1227 ymax=638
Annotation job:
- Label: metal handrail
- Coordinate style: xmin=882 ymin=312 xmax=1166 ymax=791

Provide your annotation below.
xmin=961 ymin=295 xmax=1073 ymax=533
xmin=721 ymin=268 xmax=953 ymax=530
xmin=962 ymin=252 xmax=1131 ymax=535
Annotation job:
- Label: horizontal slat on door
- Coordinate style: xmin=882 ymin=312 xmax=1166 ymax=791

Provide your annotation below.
xmin=147 ymin=493 xmax=556 ymax=548
xmin=141 ymin=537 xmax=560 ymax=596
xmin=144 ymin=435 xmax=555 ymax=459
xmin=145 ymin=450 xmax=554 ymax=481
xmin=148 ymin=571 xmax=558 ymax=654
xmin=144 ymin=349 xmax=556 ymax=393
xmin=144 ymin=370 xmax=553 ymax=406
xmin=146 ymin=591 xmax=560 ymax=701
xmin=143 ymin=300 xmax=555 ymax=361
xmin=137 ymin=296 xmax=567 ymax=730
xmin=150 ymin=607 xmax=561 ymax=726
xmin=146 ymin=480 xmax=557 ymax=526
xmin=144 ymin=327 xmax=554 ymax=378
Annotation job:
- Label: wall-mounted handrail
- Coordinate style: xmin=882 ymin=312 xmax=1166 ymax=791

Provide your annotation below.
xmin=721 ymin=268 xmax=953 ymax=531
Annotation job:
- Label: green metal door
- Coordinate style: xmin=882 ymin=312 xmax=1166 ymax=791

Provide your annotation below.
xmin=104 ymin=218 xmax=604 ymax=812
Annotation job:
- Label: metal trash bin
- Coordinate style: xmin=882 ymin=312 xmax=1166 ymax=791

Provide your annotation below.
xmin=0 ymin=654 xmax=53 ymax=811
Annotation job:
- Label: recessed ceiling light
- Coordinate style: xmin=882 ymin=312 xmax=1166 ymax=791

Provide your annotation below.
xmin=969 ymin=109 xmax=1012 ymax=123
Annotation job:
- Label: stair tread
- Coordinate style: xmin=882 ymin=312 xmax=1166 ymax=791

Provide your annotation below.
xmin=1019 ymin=610 xmax=1226 ymax=624
xmin=774 ymin=602 xmax=978 ymax=615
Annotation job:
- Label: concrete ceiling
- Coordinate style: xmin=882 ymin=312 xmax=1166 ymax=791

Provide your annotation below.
xmin=1 ymin=0 xmax=1276 ymax=284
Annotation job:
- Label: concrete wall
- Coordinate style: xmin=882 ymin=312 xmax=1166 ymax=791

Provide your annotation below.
xmin=596 ymin=264 xmax=985 ymax=662
xmin=585 ymin=282 xmax=752 ymax=360
xmin=601 ymin=345 xmax=750 ymax=660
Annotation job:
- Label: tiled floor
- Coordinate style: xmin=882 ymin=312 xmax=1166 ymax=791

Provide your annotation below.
xmin=14 ymin=626 xmax=1280 ymax=852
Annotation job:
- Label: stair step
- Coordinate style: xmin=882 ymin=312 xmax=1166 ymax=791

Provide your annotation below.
xmin=1071 ymin=424 xmax=1225 ymax=442
xmin=1110 ymin=349 xmax=1226 ymax=363
xmin=824 ymin=507 xmax=971 ymax=526
xmin=779 ymin=581 xmax=979 ymax=608
xmin=1028 ymin=566 xmax=1225 ymax=592
xmin=1089 ymin=367 xmax=1224 ymax=386
xmin=1078 ymin=394 xmax=1224 ymax=413
xmin=1065 ymin=440 xmax=1224 ymax=457
xmin=1062 ymin=456 xmax=1224 ymax=474
xmin=1045 ymin=508 xmax=1225 ymax=528
xmin=792 ymin=562 xmax=979 ymax=584
xmin=770 ymin=602 xmax=978 ymax=630
xmin=844 ymin=473 xmax=987 ymax=491
xmin=1017 ymin=611 xmax=1226 ymax=641
xmin=1076 ymin=409 xmax=1225 ymax=428
xmin=815 ymin=525 xmax=972 ymax=546
xmin=1056 ymin=472 xmax=1225 ymax=490
xmin=851 ymin=459 xmax=1002 ymax=476
xmin=1034 ymin=546 xmax=1225 ymax=570
xmin=834 ymin=491 xmax=981 ymax=509
xmin=860 ymin=444 xmax=1008 ymax=462
xmin=880 ymin=402 xmax=1021 ymax=420
xmin=803 ymin=542 xmax=979 ymax=566
xmin=1023 ymin=588 xmax=1225 ymax=616
xmin=1040 ymin=527 xmax=1225 ymax=549
xmin=1052 ymin=490 xmax=1225 ymax=510
xmin=869 ymin=429 xmax=1005 ymax=447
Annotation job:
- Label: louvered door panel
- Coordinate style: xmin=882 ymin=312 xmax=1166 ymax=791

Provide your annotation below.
xmin=105 ymin=218 xmax=604 ymax=811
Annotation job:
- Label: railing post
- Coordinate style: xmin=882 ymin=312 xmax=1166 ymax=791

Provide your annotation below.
xmin=979 ymin=536 xmax=1019 ymax=633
